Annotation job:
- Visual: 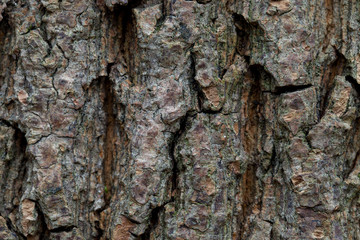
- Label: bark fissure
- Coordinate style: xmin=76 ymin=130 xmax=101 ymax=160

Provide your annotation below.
xmin=319 ymin=52 xmax=347 ymax=119
xmin=170 ymin=112 xmax=196 ymax=200
xmin=116 ymin=2 xmax=140 ymax=84
xmin=189 ymin=52 xmax=204 ymax=112
xmin=0 ymin=9 xmax=15 ymax=103
xmin=242 ymin=65 xmax=264 ymax=159
xmin=102 ymin=75 xmax=116 ymax=207
xmin=0 ymin=119 xmax=28 ymax=215
xmin=233 ymin=13 xmax=251 ymax=59
xmin=239 ymin=164 xmax=258 ymax=239
xmin=1 ymin=1 xmax=360 ymax=239
xmin=3 ymin=215 xmax=26 ymax=239
xmin=50 ymin=225 xmax=76 ymax=233
xmin=269 ymin=144 xmax=277 ymax=175
xmin=345 ymin=75 xmax=360 ymax=97
xmin=139 ymin=205 xmax=163 ymax=240
xmin=35 ymin=201 xmax=50 ymax=240
xmin=270 ymin=84 xmax=313 ymax=95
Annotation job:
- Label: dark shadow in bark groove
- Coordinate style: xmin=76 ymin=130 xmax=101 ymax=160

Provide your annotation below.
xmin=139 ymin=206 xmax=163 ymax=240
xmin=242 ymin=65 xmax=265 ymax=159
xmin=113 ymin=0 xmax=143 ymax=84
xmin=138 ymin=114 xmax=193 ymax=239
xmin=318 ymin=51 xmax=346 ymax=119
xmin=233 ymin=13 xmax=265 ymax=66
xmin=98 ymin=0 xmax=142 ymax=210
xmin=35 ymin=201 xmax=51 ymax=240
xmin=345 ymin=75 xmax=360 ymax=97
xmin=343 ymin=78 xmax=360 ymax=181
xmin=13 ymin=124 xmax=28 ymax=202
xmin=0 ymin=10 xmax=11 ymax=56
xmin=189 ymin=52 xmax=204 ymax=112
xmin=237 ymin=64 xmax=269 ymax=239
xmin=239 ymin=164 xmax=258 ymax=240
xmin=0 ymin=121 xmax=28 ymax=239
xmin=4 ymin=215 xmax=26 ymax=239
xmin=95 ymin=2 xmax=142 ymax=239
xmin=269 ymin=144 xmax=278 ymax=174
xmin=233 ymin=13 xmax=251 ymax=61
xmin=101 ymin=74 xmax=116 ymax=207
xmin=169 ymin=115 xmax=186 ymax=201
xmin=50 ymin=225 xmax=76 ymax=233
xmin=0 ymin=10 xmax=16 ymax=107
xmin=0 ymin=120 xmax=28 ymax=214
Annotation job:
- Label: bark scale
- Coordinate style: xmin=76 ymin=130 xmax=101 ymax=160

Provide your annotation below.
xmin=0 ymin=0 xmax=359 ymax=239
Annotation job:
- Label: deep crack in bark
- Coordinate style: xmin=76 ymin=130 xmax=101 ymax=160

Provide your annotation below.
xmin=139 ymin=205 xmax=163 ymax=240
xmin=170 ymin=113 xmax=192 ymax=201
xmin=239 ymin=164 xmax=258 ymax=240
xmin=102 ymin=74 xmax=116 ymax=207
xmin=272 ymin=84 xmax=313 ymax=95
xmin=319 ymin=51 xmax=346 ymax=119
xmin=345 ymin=75 xmax=360 ymax=97
xmin=36 ymin=201 xmax=50 ymax=240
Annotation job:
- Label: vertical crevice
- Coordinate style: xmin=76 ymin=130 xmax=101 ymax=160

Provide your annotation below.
xmin=233 ymin=13 xmax=251 ymax=60
xmin=101 ymin=74 xmax=116 ymax=207
xmin=169 ymin=113 xmax=191 ymax=202
xmin=0 ymin=120 xmax=28 ymax=216
xmin=139 ymin=206 xmax=163 ymax=240
xmin=269 ymin=225 xmax=275 ymax=240
xmin=95 ymin=2 xmax=141 ymax=239
xmin=0 ymin=10 xmax=16 ymax=106
xmin=117 ymin=1 xmax=141 ymax=85
xmin=238 ymin=63 xmax=275 ymax=239
xmin=242 ymin=65 xmax=264 ymax=159
xmin=169 ymin=130 xmax=181 ymax=202
xmin=2 ymin=122 xmax=30 ymax=240
xmin=99 ymin=0 xmax=143 ymax=208
xmin=35 ymin=201 xmax=51 ymax=240
xmin=92 ymin=69 xmax=118 ymax=240
xmin=153 ymin=0 xmax=167 ymax=31
xmin=189 ymin=52 xmax=203 ymax=112
xmin=239 ymin=164 xmax=257 ymax=239
xmin=0 ymin=10 xmax=10 ymax=60
xmin=4 ymin=215 xmax=26 ymax=239
xmin=233 ymin=13 xmax=264 ymax=65
xmin=13 ymin=125 xmax=28 ymax=208
xmin=269 ymin=144 xmax=277 ymax=175
xmin=237 ymin=64 xmax=267 ymax=239
xmin=163 ymin=0 xmax=174 ymax=18
xmin=343 ymin=76 xmax=360 ymax=180
xmin=318 ymin=51 xmax=346 ymax=119
xmin=99 ymin=0 xmax=140 ymax=81
xmin=345 ymin=75 xmax=360 ymax=97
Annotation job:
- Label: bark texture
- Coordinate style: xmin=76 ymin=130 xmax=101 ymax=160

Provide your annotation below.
xmin=0 ymin=0 xmax=360 ymax=239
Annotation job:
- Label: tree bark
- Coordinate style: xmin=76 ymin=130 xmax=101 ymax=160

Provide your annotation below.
xmin=0 ymin=0 xmax=360 ymax=239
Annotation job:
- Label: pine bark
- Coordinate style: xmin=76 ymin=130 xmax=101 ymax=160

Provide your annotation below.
xmin=0 ymin=0 xmax=360 ymax=239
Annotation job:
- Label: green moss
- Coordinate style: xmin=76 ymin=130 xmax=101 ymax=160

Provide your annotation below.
xmin=214 ymin=76 xmax=224 ymax=85
xmin=24 ymin=24 xmax=36 ymax=34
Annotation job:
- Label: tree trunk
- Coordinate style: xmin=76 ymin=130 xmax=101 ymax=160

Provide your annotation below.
xmin=0 ymin=0 xmax=359 ymax=239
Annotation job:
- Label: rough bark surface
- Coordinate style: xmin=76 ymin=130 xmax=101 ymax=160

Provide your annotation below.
xmin=0 ymin=0 xmax=360 ymax=239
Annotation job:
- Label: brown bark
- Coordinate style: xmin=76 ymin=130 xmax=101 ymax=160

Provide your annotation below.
xmin=0 ymin=0 xmax=360 ymax=239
